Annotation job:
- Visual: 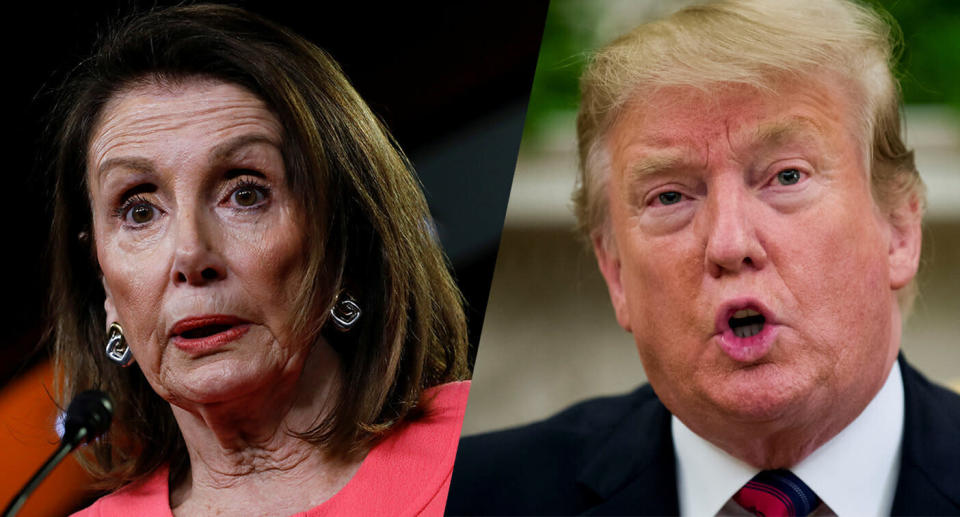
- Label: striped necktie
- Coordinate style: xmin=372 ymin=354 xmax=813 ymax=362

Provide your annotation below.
xmin=733 ymin=469 xmax=821 ymax=517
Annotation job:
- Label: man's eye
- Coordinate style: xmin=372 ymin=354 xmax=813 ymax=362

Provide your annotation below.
xmin=657 ymin=191 xmax=683 ymax=205
xmin=776 ymin=169 xmax=802 ymax=186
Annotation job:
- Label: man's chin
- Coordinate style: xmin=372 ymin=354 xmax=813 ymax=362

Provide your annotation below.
xmin=699 ymin=363 xmax=820 ymax=424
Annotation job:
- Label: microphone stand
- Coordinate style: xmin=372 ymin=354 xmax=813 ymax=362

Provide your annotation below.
xmin=1 ymin=429 xmax=87 ymax=517
xmin=2 ymin=390 xmax=112 ymax=517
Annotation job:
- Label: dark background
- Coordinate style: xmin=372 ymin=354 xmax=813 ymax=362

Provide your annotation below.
xmin=2 ymin=2 xmax=548 ymax=384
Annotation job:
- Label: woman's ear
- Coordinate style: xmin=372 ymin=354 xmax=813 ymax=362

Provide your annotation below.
xmin=102 ymin=278 xmax=119 ymax=329
xmin=101 ymin=278 xmax=135 ymax=367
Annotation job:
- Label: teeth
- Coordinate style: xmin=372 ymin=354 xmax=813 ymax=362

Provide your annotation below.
xmin=733 ymin=309 xmax=761 ymax=319
xmin=733 ymin=324 xmax=763 ymax=338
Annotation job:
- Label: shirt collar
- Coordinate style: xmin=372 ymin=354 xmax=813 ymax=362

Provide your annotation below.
xmin=673 ymin=361 xmax=904 ymax=516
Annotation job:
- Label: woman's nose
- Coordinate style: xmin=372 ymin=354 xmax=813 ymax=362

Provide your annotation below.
xmin=170 ymin=210 xmax=227 ymax=286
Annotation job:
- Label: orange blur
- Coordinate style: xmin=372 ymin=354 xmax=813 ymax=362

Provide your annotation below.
xmin=0 ymin=361 xmax=96 ymax=516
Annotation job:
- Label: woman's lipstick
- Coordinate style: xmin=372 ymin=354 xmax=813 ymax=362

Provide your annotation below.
xmin=170 ymin=315 xmax=250 ymax=354
xmin=714 ymin=299 xmax=779 ymax=363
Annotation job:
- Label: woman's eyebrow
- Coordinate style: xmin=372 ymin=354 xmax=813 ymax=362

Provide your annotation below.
xmin=96 ymin=156 xmax=155 ymax=183
xmin=209 ymin=134 xmax=281 ymax=162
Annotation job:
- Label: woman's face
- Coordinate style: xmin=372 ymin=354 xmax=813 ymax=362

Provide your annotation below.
xmin=87 ymin=79 xmax=312 ymax=406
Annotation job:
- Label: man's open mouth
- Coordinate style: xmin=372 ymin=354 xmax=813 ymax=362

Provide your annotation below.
xmin=715 ymin=300 xmax=777 ymax=362
xmin=728 ymin=309 xmax=766 ymax=338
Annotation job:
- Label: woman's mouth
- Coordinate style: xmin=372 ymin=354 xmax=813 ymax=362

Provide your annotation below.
xmin=171 ymin=315 xmax=251 ymax=354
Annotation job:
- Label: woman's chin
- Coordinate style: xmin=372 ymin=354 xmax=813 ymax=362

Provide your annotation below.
xmin=160 ymin=358 xmax=285 ymax=407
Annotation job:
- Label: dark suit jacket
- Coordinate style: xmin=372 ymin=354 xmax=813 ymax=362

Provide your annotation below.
xmin=446 ymin=356 xmax=960 ymax=515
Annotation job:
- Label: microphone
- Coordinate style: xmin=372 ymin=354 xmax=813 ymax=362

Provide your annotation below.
xmin=2 ymin=390 xmax=114 ymax=517
xmin=62 ymin=390 xmax=114 ymax=448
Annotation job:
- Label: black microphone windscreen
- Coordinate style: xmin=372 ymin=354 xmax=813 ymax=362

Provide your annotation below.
xmin=62 ymin=390 xmax=113 ymax=446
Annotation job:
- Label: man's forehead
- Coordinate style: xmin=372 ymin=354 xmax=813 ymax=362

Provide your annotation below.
xmin=610 ymin=82 xmax=850 ymax=170
xmin=616 ymin=114 xmax=832 ymax=177
xmin=622 ymin=112 xmax=823 ymax=144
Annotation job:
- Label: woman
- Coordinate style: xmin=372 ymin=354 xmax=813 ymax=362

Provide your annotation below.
xmin=48 ymin=4 xmax=469 ymax=515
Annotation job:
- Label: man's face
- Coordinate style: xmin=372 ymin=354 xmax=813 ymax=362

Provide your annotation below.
xmin=594 ymin=77 xmax=920 ymax=447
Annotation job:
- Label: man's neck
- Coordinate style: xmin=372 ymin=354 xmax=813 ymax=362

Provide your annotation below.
xmin=673 ymin=360 xmax=904 ymax=516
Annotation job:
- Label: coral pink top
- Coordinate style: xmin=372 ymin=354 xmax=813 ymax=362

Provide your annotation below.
xmin=73 ymin=381 xmax=469 ymax=516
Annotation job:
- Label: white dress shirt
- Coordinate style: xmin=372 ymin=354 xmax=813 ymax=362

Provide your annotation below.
xmin=673 ymin=361 xmax=904 ymax=516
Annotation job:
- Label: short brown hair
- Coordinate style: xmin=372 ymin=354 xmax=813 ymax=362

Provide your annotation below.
xmin=48 ymin=3 xmax=468 ymax=489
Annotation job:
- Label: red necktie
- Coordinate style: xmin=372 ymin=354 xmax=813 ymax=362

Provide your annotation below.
xmin=733 ymin=469 xmax=821 ymax=517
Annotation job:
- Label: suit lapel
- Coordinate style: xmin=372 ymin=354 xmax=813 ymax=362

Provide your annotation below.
xmin=891 ymin=355 xmax=960 ymax=514
xmin=576 ymin=385 xmax=680 ymax=515
xmin=565 ymin=357 xmax=960 ymax=515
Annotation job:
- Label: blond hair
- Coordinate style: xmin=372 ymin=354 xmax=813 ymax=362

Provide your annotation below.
xmin=573 ymin=0 xmax=924 ymax=308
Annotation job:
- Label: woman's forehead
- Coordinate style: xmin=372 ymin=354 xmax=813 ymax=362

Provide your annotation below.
xmin=92 ymin=79 xmax=276 ymax=143
xmin=87 ymin=80 xmax=283 ymax=185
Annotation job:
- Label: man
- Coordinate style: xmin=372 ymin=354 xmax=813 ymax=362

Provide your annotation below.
xmin=447 ymin=0 xmax=960 ymax=515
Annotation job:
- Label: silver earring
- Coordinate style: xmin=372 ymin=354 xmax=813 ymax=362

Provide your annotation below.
xmin=330 ymin=292 xmax=361 ymax=331
xmin=105 ymin=322 xmax=133 ymax=367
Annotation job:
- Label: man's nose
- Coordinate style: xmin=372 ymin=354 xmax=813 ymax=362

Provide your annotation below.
xmin=701 ymin=180 xmax=767 ymax=278
xmin=170 ymin=208 xmax=226 ymax=286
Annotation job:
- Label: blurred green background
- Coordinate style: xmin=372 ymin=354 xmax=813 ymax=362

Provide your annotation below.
xmin=522 ymin=0 xmax=960 ymax=145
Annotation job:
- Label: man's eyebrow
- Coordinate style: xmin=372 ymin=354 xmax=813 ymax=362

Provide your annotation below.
xmin=752 ymin=117 xmax=825 ymax=148
xmin=625 ymin=152 xmax=691 ymax=182
xmin=209 ymin=133 xmax=282 ymax=161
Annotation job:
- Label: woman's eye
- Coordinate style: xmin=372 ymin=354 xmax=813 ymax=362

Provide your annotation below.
xmin=657 ymin=191 xmax=683 ymax=205
xmin=775 ymin=168 xmax=802 ymax=186
xmin=230 ymin=184 xmax=268 ymax=207
xmin=123 ymin=202 xmax=157 ymax=225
